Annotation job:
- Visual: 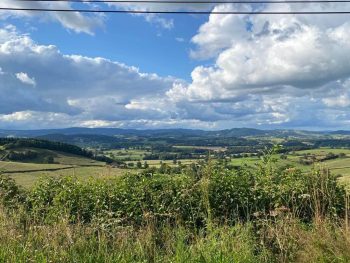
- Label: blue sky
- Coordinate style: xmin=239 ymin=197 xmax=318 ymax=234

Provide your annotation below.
xmin=1 ymin=1 xmax=350 ymax=130
xmin=7 ymin=12 xmax=208 ymax=80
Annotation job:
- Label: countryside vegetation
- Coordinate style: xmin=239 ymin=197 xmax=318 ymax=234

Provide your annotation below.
xmin=1 ymin=133 xmax=350 ymax=262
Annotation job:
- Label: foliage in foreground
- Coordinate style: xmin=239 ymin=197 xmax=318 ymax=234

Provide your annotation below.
xmin=0 ymin=152 xmax=349 ymax=262
xmin=0 ymin=205 xmax=350 ymax=262
xmin=16 ymin=160 xmax=346 ymax=226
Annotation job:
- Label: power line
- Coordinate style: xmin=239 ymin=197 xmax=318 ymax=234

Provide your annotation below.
xmin=12 ymin=0 xmax=350 ymax=3
xmin=1 ymin=7 xmax=349 ymax=13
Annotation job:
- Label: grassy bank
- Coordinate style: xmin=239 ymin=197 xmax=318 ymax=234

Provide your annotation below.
xmin=0 ymin=207 xmax=349 ymax=262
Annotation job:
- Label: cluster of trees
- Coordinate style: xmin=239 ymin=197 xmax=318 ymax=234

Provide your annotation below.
xmin=144 ymin=153 xmax=195 ymax=160
xmin=298 ymin=152 xmax=346 ymax=165
xmin=0 ymin=138 xmax=115 ymax=164
xmin=314 ymin=139 xmax=350 ymax=148
xmin=126 ymin=161 xmax=149 ymax=169
xmin=0 ymin=138 xmax=93 ymax=158
xmin=6 ymin=150 xmax=38 ymax=162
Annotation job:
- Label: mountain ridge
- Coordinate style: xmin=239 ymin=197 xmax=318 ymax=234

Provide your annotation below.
xmin=0 ymin=127 xmax=347 ymax=138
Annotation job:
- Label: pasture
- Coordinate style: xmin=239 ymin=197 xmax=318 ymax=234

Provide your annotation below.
xmin=2 ymin=146 xmax=350 ymax=189
xmin=104 ymin=149 xmax=148 ymax=161
xmin=231 ymin=148 xmax=350 ymax=184
xmin=0 ymin=149 xmax=125 ymax=188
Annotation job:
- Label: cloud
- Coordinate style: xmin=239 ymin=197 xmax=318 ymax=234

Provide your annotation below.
xmin=106 ymin=0 xmax=216 ymax=29
xmin=189 ymin=4 xmax=350 ymax=94
xmin=323 ymin=94 xmax=350 ymax=108
xmin=0 ymin=0 xmax=103 ymax=34
xmin=2 ymin=0 xmax=350 ymax=130
xmin=158 ymin=2 xmax=350 ymax=129
xmin=16 ymin=72 xmax=36 ymax=86
xmin=1 ymin=0 xmax=212 ymax=31
xmin=0 ymin=25 xmax=181 ymax=122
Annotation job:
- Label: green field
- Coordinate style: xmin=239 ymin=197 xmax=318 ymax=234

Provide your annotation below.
xmin=104 ymin=149 xmax=148 ymax=161
xmin=2 ymin=147 xmax=350 ymax=189
xmin=231 ymin=148 xmax=350 ymax=182
xmin=1 ymin=147 xmax=104 ymax=166
xmin=292 ymin=147 xmax=350 ymax=155
xmin=6 ymin=166 xmax=126 ymax=188
xmin=0 ymin=149 xmax=126 ymax=188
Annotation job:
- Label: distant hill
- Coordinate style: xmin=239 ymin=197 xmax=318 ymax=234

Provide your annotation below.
xmin=329 ymin=130 xmax=350 ymax=135
xmin=214 ymin=128 xmax=269 ymax=137
xmin=0 ymin=127 xmax=208 ymax=138
xmin=0 ymin=127 xmax=349 ymax=149
xmin=0 ymin=127 xmax=342 ymax=139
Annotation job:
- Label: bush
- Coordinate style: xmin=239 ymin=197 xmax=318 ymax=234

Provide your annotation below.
xmin=3 ymin=160 xmax=343 ymax=227
xmin=0 ymin=175 xmax=25 ymax=209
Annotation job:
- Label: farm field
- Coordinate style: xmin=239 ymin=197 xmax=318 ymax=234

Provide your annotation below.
xmin=173 ymin=145 xmax=227 ymax=151
xmin=230 ymin=148 xmax=350 ymax=186
xmin=0 ymin=148 xmax=124 ymax=188
xmin=292 ymin=147 xmax=350 ymax=155
xmin=2 ymin=146 xmax=350 ymax=188
xmin=104 ymin=149 xmax=148 ymax=161
xmin=1 ymin=147 xmax=104 ymax=166
xmin=6 ymin=165 xmax=127 ymax=188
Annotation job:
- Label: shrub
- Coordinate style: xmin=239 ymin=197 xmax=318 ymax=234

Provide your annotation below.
xmin=11 ymin=161 xmax=344 ymax=227
xmin=0 ymin=175 xmax=25 ymax=209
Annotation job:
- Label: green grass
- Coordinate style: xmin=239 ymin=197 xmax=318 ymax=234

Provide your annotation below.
xmin=0 ymin=161 xmax=70 ymax=172
xmin=0 ymin=149 xmax=119 ymax=188
xmin=1 ymin=147 xmax=104 ymax=166
xmin=231 ymin=149 xmax=350 ymax=180
xmin=292 ymin=147 xmax=350 ymax=156
xmin=105 ymin=149 xmax=148 ymax=161
xmin=7 ymin=166 xmax=127 ymax=188
xmin=287 ymin=148 xmax=350 ymax=177
xmin=231 ymin=155 xmax=307 ymax=170
xmin=4 ymin=147 xmax=350 ymax=189
xmin=1 ymin=213 xmax=350 ymax=263
xmin=53 ymin=152 xmax=104 ymax=166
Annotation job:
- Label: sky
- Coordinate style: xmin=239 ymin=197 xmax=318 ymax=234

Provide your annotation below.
xmin=1 ymin=1 xmax=350 ymax=130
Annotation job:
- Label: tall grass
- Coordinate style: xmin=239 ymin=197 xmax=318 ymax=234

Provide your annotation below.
xmin=0 ymin=207 xmax=350 ymax=262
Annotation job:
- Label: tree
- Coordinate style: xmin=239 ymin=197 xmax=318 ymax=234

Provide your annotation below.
xmin=44 ymin=156 xmax=54 ymax=164
xmin=136 ymin=161 xmax=142 ymax=169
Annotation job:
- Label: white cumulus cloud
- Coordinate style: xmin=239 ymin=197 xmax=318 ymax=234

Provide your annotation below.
xmin=16 ymin=72 xmax=36 ymax=86
xmin=3 ymin=0 xmax=350 ymax=130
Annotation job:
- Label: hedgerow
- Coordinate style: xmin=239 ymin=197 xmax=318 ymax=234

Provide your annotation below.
xmin=0 ymin=157 xmax=345 ymax=228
